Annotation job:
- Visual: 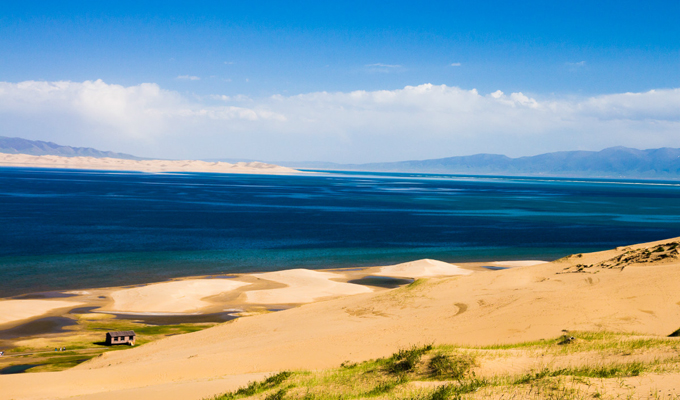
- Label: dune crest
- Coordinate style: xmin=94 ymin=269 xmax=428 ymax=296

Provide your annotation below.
xmin=246 ymin=269 xmax=373 ymax=304
xmin=374 ymin=258 xmax=473 ymax=278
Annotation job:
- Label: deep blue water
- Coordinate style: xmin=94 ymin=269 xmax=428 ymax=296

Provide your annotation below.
xmin=1 ymin=167 xmax=679 ymax=297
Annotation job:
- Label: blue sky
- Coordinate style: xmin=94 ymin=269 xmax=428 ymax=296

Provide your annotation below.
xmin=0 ymin=1 xmax=679 ymax=162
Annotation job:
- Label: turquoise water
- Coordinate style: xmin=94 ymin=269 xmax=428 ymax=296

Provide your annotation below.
xmin=1 ymin=167 xmax=679 ymax=297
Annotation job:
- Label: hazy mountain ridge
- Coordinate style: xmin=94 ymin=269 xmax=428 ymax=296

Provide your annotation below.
xmin=3 ymin=136 xmax=680 ymax=178
xmin=278 ymin=147 xmax=680 ymax=179
xmin=0 ymin=136 xmax=142 ymax=160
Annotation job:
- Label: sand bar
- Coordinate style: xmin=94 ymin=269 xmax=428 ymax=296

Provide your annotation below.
xmin=0 ymin=299 xmax=84 ymax=326
xmin=109 ymin=279 xmax=251 ymax=313
xmin=245 ymin=269 xmax=373 ymax=304
xmin=0 ymin=153 xmax=300 ymax=174
xmin=373 ymin=258 xmax=473 ymax=278
xmin=489 ymin=260 xmax=547 ymax=267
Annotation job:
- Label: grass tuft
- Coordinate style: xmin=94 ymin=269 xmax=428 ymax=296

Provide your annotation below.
xmin=428 ymin=352 xmax=477 ymax=381
xmin=212 ymin=371 xmax=292 ymax=399
xmin=385 ymin=344 xmax=433 ymax=374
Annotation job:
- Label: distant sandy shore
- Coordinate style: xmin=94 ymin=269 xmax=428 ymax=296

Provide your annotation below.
xmin=0 ymin=153 xmax=301 ymax=174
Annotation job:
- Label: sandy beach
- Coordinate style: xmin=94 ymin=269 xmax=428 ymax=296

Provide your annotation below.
xmin=0 ymin=153 xmax=301 ymax=174
xmin=1 ymin=239 xmax=679 ymax=399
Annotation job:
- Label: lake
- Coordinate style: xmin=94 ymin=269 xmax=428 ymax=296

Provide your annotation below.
xmin=1 ymin=167 xmax=679 ymax=297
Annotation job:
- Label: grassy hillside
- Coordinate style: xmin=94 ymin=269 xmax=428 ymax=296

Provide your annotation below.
xmin=209 ymin=331 xmax=680 ymax=399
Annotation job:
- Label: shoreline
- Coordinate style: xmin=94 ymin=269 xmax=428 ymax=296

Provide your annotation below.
xmin=0 ymin=259 xmax=544 ymax=335
xmin=1 ymin=236 xmax=679 ymax=399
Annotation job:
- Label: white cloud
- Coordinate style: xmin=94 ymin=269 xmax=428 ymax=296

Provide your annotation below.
xmin=450 ymin=62 xmax=462 ymax=67
xmin=176 ymin=75 xmax=200 ymax=81
xmin=224 ymin=61 xmax=235 ymax=65
xmin=0 ymin=80 xmax=678 ymax=162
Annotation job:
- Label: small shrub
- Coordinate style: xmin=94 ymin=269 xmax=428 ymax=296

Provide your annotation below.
xmin=415 ymin=379 xmax=488 ymax=400
xmin=264 ymin=388 xmax=287 ymax=400
xmin=428 ymin=353 xmax=476 ymax=381
xmin=263 ymin=371 xmax=292 ymax=387
xmin=340 ymin=360 xmax=357 ymax=369
xmin=213 ymin=371 xmax=292 ymax=399
xmin=385 ymin=344 xmax=433 ymax=374
xmin=427 ymin=384 xmax=459 ymax=400
xmin=366 ymin=380 xmax=399 ymax=395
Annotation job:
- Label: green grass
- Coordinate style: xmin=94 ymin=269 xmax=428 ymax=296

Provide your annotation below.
xmin=477 ymin=330 xmax=680 ymax=356
xmin=212 ymin=371 xmax=293 ymax=399
xmin=428 ymin=353 xmax=477 ymax=381
xmin=0 ymin=317 xmax=220 ymax=374
xmin=204 ymin=331 xmax=680 ymax=400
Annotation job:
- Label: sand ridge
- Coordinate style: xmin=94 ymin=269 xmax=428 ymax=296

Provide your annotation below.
xmin=245 ymin=269 xmax=374 ymax=304
xmin=0 ymin=153 xmax=301 ymax=174
xmin=489 ymin=260 xmax=547 ymax=267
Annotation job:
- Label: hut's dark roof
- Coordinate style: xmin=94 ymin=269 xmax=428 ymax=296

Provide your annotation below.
xmin=107 ymin=330 xmax=136 ymax=337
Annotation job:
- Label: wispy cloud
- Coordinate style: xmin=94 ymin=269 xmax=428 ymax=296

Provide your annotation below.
xmin=365 ymin=63 xmax=401 ymax=68
xmin=365 ymin=63 xmax=403 ymax=73
xmin=176 ymin=75 xmax=200 ymax=81
xmin=450 ymin=62 xmax=462 ymax=67
xmin=224 ymin=61 xmax=235 ymax=65
xmin=566 ymin=61 xmax=586 ymax=71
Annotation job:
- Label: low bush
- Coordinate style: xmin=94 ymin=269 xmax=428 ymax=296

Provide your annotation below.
xmin=428 ymin=353 xmax=476 ymax=380
xmin=385 ymin=344 xmax=433 ymax=374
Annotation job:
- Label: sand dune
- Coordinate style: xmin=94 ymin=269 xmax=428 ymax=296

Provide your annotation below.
xmin=0 ymin=299 xmax=84 ymax=326
xmin=108 ymin=279 xmax=251 ymax=313
xmin=3 ymin=238 xmax=680 ymax=399
xmin=0 ymin=153 xmax=300 ymax=174
xmin=374 ymin=258 xmax=473 ymax=278
xmin=245 ymin=269 xmax=373 ymax=304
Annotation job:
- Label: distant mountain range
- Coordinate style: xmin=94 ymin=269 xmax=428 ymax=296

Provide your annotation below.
xmin=0 ymin=136 xmax=142 ymax=160
xmin=3 ymin=136 xmax=680 ymax=179
xmin=275 ymin=147 xmax=680 ymax=179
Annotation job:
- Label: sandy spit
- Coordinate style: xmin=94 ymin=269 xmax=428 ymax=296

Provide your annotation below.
xmin=0 ymin=153 xmax=301 ymax=174
xmin=0 ymin=299 xmax=84 ymax=326
xmin=108 ymin=279 xmax=252 ymax=313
